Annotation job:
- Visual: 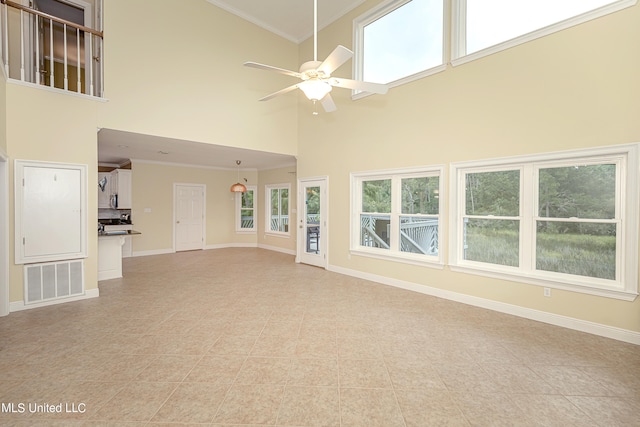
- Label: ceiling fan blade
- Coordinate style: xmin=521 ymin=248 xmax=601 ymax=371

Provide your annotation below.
xmin=329 ymin=78 xmax=389 ymax=95
xmin=258 ymin=83 xmax=300 ymax=102
xmin=320 ymin=93 xmax=337 ymax=113
xmin=317 ymin=45 xmax=353 ymax=76
xmin=244 ymin=61 xmax=301 ymax=78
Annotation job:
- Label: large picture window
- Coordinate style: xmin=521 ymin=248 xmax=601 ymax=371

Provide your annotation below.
xmin=352 ymin=166 xmax=444 ymax=266
xmin=450 ymin=144 xmax=639 ymax=300
xmin=265 ymin=184 xmax=290 ymax=235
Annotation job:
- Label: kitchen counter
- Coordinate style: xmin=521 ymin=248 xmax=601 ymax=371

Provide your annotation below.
xmin=98 ymin=230 xmax=141 ymax=237
xmin=98 ymin=230 xmax=141 ymax=281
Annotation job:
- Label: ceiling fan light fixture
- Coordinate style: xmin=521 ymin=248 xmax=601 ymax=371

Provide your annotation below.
xmin=299 ymin=80 xmax=332 ymax=101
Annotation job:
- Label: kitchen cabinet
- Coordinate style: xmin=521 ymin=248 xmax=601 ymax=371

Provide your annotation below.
xmin=98 ymin=172 xmax=111 ymax=208
xmin=110 ymin=169 xmax=132 ymax=209
xmin=98 ymin=235 xmax=125 ymax=280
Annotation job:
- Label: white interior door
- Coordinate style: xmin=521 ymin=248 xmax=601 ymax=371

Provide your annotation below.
xmin=174 ymin=184 xmax=205 ymax=252
xmin=298 ymin=178 xmax=327 ymax=268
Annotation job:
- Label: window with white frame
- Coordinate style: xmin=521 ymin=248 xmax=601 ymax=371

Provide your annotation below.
xmin=236 ymin=186 xmax=257 ymax=233
xmin=352 ymin=167 xmax=444 ymax=266
xmin=353 ymin=0 xmax=445 ymax=92
xmin=449 ymin=144 xmax=639 ymax=300
xmin=353 ymin=0 xmax=637 ymax=88
xmin=265 ymin=184 xmax=290 ymax=235
xmin=452 ymin=0 xmax=637 ymax=65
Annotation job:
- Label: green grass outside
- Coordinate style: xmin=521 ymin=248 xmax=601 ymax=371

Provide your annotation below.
xmin=465 ymin=228 xmax=615 ymax=280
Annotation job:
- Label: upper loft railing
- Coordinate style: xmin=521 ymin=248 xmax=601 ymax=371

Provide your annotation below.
xmin=0 ymin=0 xmax=103 ymax=97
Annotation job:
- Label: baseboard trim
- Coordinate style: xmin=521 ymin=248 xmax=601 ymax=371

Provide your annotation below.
xmin=257 ymin=244 xmax=296 ymax=256
xmin=328 ymin=264 xmax=640 ymax=345
xmin=132 ymin=248 xmax=174 ymax=257
xmin=205 ymin=243 xmax=258 ymax=250
xmin=10 ymin=288 xmax=100 ymax=313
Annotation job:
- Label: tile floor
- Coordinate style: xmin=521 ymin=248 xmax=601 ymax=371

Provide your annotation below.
xmin=0 ymin=248 xmax=639 ymax=426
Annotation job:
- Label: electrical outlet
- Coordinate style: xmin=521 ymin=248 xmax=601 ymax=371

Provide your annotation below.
xmin=544 ymin=287 xmax=551 ymax=297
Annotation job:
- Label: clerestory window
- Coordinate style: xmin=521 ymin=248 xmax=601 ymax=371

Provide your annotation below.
xmin=353 ymin=0 xmax=445 ymax=95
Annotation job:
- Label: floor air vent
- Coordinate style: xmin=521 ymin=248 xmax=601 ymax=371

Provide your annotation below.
xmin=24 ymin=260 xmax=84 ymax=304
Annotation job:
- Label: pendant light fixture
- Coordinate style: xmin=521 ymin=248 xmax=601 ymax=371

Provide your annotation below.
xmin=230 ymin=160 xmax=247 ymax=193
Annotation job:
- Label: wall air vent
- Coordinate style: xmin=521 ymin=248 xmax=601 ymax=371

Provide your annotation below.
xmin=24 ymin=260 xmax=84 ymax=304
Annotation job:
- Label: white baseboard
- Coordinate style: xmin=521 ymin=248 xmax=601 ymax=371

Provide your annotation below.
xmin=10 ymin=288 xmax=100 ymax=313
xmin=257 ymin=244 xmax=296 ymax=256
xmin=205 ymin=243 xmax=258 ymax=250
xmin=328 ymin=264 xmax=640 ymax=346
xmin=132 ymin=248 xmax=174 ymax=257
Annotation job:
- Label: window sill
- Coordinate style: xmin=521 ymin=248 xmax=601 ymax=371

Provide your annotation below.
xmin=449 ymin=264 xmax=638 ymax=301
xmin=350 ymin=248 xmax=444 ymax=270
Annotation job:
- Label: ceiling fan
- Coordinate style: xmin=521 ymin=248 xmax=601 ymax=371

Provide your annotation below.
xmin=243 ymin=0 xmax=389 ymax=113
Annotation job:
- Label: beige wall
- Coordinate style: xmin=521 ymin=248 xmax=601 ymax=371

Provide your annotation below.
xmin=258 ymin=166 xmax=298 ymax=254
xmin=296 ymin=2 xmax=640 ymax=332
xmin=0 ymin=68 xmax=6 ymax=154
xmin=98 ymin=0 xmax=299 ymax=157
xmin=130 ymin=161 xmax=258 ymax=254
xmin=6 ymin=83 xmax=100 ymax=302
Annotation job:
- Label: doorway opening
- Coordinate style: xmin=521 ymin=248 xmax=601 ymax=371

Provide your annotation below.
xmin=297 ymin=177 xmax=328 ymax=268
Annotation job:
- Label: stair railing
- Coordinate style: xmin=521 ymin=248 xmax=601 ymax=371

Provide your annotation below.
xmin=0 ymin=0 xmax=103 ymax=97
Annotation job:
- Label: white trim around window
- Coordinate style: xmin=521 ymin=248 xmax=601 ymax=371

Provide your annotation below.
xmin=451 ymin=0 xmax=637 ymax=67
xmin=235 ymin=185 xmax=257 ymax=234
xmin=449 ymin=143 xmax=639 ymax=301
xmin=351 ymin=165 xmax=445 ymax=268
xmin=265 ymin=183 xmax=291 ymax=237
xmin=352 ymin=0 xmax=447 ymax=100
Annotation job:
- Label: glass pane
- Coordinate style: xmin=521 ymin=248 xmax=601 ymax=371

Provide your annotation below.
xmin=242 ymin=190 xmax=254 ymax=209
xmin=270 ymin=189 xmax=279 ymax=216
xmin=305 ymin=186 xmax=320 ymax=223
xmin=465 ymin=170 xmax=520 ymax=216
xmin=536 ymin=221 xmax=616 ymax=280
xmin=400 ymin=217 xmax=438 ymax=255
xmin=240 ymin=209 xmax=253 ymax=229
xmin=363 ymin=0 xmax=443 ymax=84
xmin=538 ymin=164 xmax=616 ymax=219
xmin=401 ymin=176 xmax=439 ymax=215
xmin=463 ymin=218 xmax=519 ymax=266
xmin=362 ymin=179 xmax=391 ymax=213
xmin=360 ymin=214 xmax=391 ymax=249
xmin=466 ymin=0 xmax=617 ymax=54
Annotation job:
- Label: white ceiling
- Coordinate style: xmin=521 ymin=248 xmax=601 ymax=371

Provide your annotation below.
xmin=206 ymin=0 xmax=366 ymax=43
xmin=98 ymin=129 xmax=296 ymax=171
xmin=98 ymin=0 xmax=365 ymax=170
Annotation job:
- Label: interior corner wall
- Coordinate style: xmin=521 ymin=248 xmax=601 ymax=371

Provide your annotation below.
xmin=98 ymin=0 xmax=299 ymax=158
xmin=6 ymin=83 xmax=100 ymax=304
xmin=296 ymin=1 xmax=640 ymax=334
xmin=258 ymin=166 xmax=298 ymax=254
